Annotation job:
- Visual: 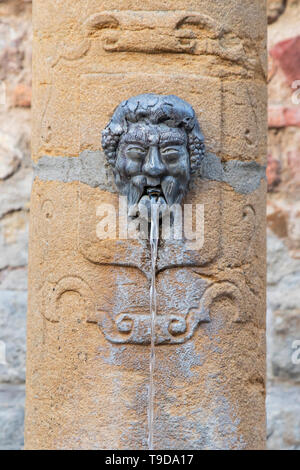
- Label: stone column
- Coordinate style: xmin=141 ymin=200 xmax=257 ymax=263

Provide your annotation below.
xmin=25 ymin=1 xmax=267 ymax=449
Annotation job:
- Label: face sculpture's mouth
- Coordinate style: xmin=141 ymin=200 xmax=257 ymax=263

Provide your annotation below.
xmin=145 ymin=186 xmax=162 ymax=199
xmin=125 ymin=170 xmax=190 ymax=219
xmin=127 ymin=178 xmax=169 ymax=218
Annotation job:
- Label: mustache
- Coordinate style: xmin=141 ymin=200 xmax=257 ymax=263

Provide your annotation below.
xmin=126 ymin=175 xmax=186 ymax=206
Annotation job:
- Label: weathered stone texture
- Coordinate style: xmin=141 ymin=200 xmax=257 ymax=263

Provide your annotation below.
xmin=0 ymin=0 xmax=32 ymax=450
xmin=267 ymin=384 xmax=300 ymax=449
xmin=267 ymin=0 xmax=287 ymax=24
xmin=0 ymin=385 xmax=25 ymax=450
xmin=267 ymin=0 xmax=300 ymax=450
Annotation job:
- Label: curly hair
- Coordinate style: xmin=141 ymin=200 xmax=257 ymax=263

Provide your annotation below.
xmin=101 ymin=94 xmax=205 ymax=174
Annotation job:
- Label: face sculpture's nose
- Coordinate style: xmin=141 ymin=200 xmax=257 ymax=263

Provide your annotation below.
xmin=143 ymin=146 xmax=166 ymax=178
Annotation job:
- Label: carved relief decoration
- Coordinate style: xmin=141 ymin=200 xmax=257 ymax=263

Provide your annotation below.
xmin=84 ymin=10 xmax=250 ymax=66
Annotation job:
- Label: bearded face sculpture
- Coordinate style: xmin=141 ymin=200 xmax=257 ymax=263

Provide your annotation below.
xmin=102 ymin=94 xmax=205 ymax=215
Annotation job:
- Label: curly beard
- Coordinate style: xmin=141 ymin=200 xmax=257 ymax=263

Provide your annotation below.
xmin=115 ymin=173 xmax=188 ymax=219
xmin=161 ymin=176 xmax=188 ymax=205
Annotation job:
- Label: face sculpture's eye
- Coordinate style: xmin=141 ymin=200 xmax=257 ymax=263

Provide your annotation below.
xmin=160 ymin=146 xmax=182 ymax=164
xmin=125 ymin=145 xmax=147 ymax=161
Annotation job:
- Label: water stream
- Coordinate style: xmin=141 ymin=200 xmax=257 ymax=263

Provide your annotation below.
xmin=148 ymin=198 xmax=159 ymax=450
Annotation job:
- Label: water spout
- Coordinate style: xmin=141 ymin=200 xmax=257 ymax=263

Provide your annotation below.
xmin=148 ymin=196 xmax=159 ymax=450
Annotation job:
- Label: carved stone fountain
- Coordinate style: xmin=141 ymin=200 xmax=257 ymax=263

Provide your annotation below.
xmin=25 ymin=0 xmax=267 ymax=450
xmin=102 ymin=93 xmax=207 ymax=448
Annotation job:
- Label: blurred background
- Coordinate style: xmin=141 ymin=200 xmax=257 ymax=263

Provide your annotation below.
xmin=0 ymin=0 xmax=299 ymax=450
